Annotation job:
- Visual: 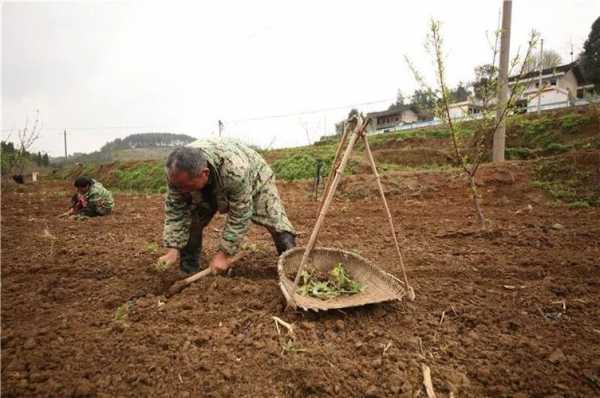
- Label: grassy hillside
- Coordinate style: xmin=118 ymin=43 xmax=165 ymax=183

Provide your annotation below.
xmin=59 ymin=106 xmax=599 ymax=200
xmin=532 ymin=150 xmax=600 ymax=208
xmin=506 ymin=108 xmax=599 ymax=159
xmin=265 ymin=106 xmax=598 ymax=178
xmin=62 ymin=161 xmax=167 ymax=193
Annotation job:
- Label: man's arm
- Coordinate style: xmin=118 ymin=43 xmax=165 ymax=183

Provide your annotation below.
xmin=163 ymin=187 xmax=192 ymax=249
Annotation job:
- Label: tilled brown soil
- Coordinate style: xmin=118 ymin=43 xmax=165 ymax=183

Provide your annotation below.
xmin=2 ymin=162 xmax=600 ymax=397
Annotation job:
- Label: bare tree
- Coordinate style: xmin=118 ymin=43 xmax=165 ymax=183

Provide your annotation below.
xmin=298 ymin=118 xmax=319 ymax=146
xmin=17 ymin=110 xmax=42 ymax=152
xmin=12 ymin=110 xmax=43 ymax=175
xmin=522 ymin=49 xmax=563 ymax=73
xmin=406 ymin=20 xmax=537 ymax=228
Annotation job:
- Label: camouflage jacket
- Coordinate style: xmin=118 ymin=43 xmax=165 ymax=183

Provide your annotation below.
xmin=85 ymin=180 xmax=114 ymax=210
xmin=163 ymin=138 xmax=285 ymax=255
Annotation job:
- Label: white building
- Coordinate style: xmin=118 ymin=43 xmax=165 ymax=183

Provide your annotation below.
xmin=447 ymin=100 xmax=483 ymax=119
xmin=508 ymin=62 xmax=594 ymax=112
xmin=366 ymin=108 xmax=419 ymax=132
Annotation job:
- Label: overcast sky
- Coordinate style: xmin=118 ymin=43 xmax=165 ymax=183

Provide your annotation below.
xmin=2 ymin=0 xmax=599 ymax=156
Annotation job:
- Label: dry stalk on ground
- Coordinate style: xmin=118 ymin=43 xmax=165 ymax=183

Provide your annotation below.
xmin=421 ymin=364 xmax=438 ymax=398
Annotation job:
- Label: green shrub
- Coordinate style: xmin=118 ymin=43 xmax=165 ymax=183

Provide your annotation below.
xmin=559 ymin=113 xmax=592 ymax=133
xmin=272 ymin=154 xmax=331 ymax=181
xmin=543 ymin=142 xmax=571 ymax=155
xmin=568 ymin=201 xmax=591 ymax=209
xmin=506 ymin=147 xmax=532 ymax=160
xmin=425 ymin=127 xmax=452 ymax=139
xmin=516 ymin=116 xmax=555 ymax=136
xmin=0 ymin=152 xmax=14 ymax=175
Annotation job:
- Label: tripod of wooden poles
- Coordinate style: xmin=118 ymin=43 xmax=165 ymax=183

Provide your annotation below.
xmin=287 ymin=114 xmax=416 ymax=308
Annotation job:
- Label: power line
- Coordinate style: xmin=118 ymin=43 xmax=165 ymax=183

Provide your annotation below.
xmin=1 ymin=97 xmax=396 ymax=133
xmin=1 ymin=125 xmax=169 ymax=132
xmin=227 ymin=98 xmax=395 ymax=123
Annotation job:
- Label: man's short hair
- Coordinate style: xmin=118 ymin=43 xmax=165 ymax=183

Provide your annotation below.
xmin=165 ymin=147 xmax=208 ymax=177
xmin=74 ymin=176 xmax=94 ymax=188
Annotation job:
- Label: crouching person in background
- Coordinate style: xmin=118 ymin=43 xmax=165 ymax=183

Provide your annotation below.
xmin=60 ymin=176 xmax=114 ymax=218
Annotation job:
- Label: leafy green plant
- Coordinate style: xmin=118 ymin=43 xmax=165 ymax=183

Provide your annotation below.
xmin=146 ymin=242 xmax=159 ymax=253
xmin=114 ymin=303 xmax=129 ymax=322
xmin=152 ymin=259 xmax=171 ymax=272
xmin=240 ymin=242 xmax=263 ymax=253
xmin=297 ymin=263 xmax=364 ymax=299
xmin=281 ymin=340 xmax=307 ymax=355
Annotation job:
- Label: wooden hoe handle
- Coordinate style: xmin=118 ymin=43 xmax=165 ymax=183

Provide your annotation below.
xmin=166 ymin=252 xmax=247 ymax=297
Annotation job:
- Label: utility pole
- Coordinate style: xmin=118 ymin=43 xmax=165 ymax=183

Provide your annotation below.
xmin=64 ymin=129 xmax=68 ymax=160
xmin=537 ymin=38 xmax=544 ymax=114
xmin=569 ymin=38 xmax=574 ymax=63
xmin=493 ymin=0 xmax=512 ymax=163
xmin=218 ymin=120 xmax=224 ymax=137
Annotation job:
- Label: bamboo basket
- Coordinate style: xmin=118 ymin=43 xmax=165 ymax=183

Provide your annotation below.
xmin=278 ymin=247 xmax=406 ymax=311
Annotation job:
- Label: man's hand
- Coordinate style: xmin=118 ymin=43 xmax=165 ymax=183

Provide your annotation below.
xmin=59 ymin=207 xmax=77 ymax=218
xmin=58 ymin=209 xmax=73 ymax=218
xmin=77 ymin=193 xmax=88 ymax=208
xmin=209 ymin=251 xmax=232 ymax=273
xmin=157 ymin=248 xmax=179 ymax=271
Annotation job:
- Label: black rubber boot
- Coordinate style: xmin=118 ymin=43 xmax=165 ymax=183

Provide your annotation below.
xmin=270 ymin=230 xmax=296 ymax=255
xmin=79 ymin=207 xmax=99 ymax=217
xmin=180 ymin=192 xmax=217 ymax=274
xmin=180 ymin=217 xmax=204 ymax=274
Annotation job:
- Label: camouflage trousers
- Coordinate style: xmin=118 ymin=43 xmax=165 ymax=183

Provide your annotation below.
xmin=181 ymin=180 xmax=296 ymax=273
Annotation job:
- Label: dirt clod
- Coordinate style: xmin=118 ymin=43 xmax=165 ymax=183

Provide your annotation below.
xmin=372 ymin=357 xmax=383 ymax=368
xmin=365 ymin=385 xmax=378 ymax=397
xmin=549 ymin=349 xmax=567 ymax=364
xmin=23 ymin=338 xmax=36 ymax=350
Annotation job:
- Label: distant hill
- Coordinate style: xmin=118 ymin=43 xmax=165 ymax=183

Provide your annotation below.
xmin=112 ymin=147 xmax=177 ymax=161
xmin=99 ymin=133 xmax=196 ymax=152
xmin=61 ymin=132 xmax=197 ymax=164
